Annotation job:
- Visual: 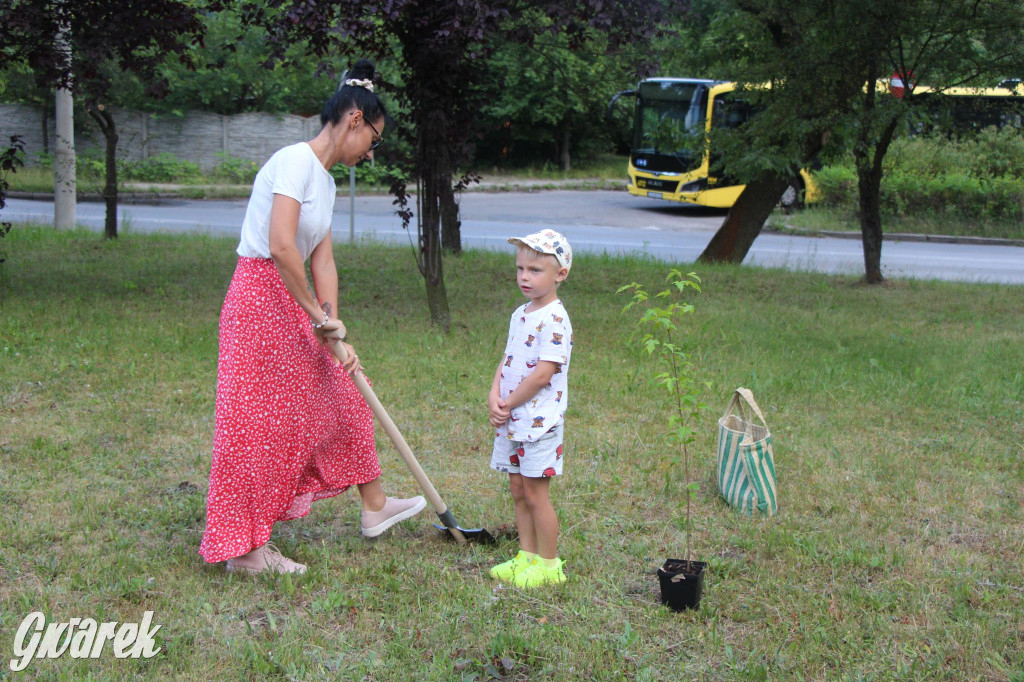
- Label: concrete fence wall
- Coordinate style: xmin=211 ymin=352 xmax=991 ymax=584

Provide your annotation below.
xmin=0 ymin=103 xmax=320 ymax=170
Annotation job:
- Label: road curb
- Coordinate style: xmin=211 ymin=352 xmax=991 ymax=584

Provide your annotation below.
xmin=803 ymin=229 xmax=1024 ymax=247
xmin=7 ymin=191 xmax=182 ymax=205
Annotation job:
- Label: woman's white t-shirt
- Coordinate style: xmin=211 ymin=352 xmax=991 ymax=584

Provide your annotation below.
xmin=236 ymin=142 xmax=337 ymax=261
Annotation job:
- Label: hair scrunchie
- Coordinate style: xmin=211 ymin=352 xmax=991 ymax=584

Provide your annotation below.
xmin=344 ymin=79 xmax=374 ymax=92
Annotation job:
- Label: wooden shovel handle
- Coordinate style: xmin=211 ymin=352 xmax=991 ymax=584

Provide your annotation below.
xmin=329 ymin=338 xmax=467 ymax=544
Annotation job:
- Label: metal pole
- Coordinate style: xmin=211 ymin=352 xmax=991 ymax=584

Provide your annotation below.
xmin=349 ymin=165 xmax=355 ymax=243
xmin=54 ymin=15 xmax=76 ymax=231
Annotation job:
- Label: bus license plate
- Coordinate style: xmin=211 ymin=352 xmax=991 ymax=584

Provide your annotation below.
xmin=647 ymin=191 xmax=662 ymax=199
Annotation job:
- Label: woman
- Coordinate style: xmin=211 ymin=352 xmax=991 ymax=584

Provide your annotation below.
xmin=199 ymin=60 xmax=425 ymax=574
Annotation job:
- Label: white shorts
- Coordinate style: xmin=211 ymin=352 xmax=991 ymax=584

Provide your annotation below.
xmin=490 ymin=424 xmax=564 ymax=478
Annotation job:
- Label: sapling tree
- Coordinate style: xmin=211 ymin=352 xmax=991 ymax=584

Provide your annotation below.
xmin=619 ymin=269 xmax=708 ymax=568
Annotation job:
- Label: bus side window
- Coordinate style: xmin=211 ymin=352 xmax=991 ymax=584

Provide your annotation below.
xmin=1000 ymin=100 xmax=1024 ymax=129
xmin=713 ymin=93 xmax=754 ymax=129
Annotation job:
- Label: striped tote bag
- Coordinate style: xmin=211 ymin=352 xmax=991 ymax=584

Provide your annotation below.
xmin=717 ymin=388 xmax=777 ymax=515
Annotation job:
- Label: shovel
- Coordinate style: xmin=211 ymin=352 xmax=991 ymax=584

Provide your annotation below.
xmin=329 ymin=337 xmax=493 ymax=544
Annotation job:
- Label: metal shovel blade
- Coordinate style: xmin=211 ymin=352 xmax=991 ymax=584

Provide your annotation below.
xmin=432 ymin=509 xmax=494 ymax=543
xmin=433 ymin=523 xmax=495 ymax=543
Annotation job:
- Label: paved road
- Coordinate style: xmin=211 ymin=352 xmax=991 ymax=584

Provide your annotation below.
xmin=5 ymin=191 xmax=1023 ymax=284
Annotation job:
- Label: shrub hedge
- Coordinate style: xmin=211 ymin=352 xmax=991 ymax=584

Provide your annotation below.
xmin=329 ymin=162 xmax=407 ymax=187
xmin=30 ymin=149 xmax=404 ymax=188
xmin=812 ymin=127 xmax=1024 ymax=222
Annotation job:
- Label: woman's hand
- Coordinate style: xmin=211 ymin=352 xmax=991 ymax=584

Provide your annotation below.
xmin=313 ymin=318 xmax=347 ymax=344
xmin=327 ymin=340 xmax=362 ymax=375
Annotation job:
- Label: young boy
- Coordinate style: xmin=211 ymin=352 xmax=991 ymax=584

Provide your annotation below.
xmin=487 ymin=229 xmax=573 ymax=588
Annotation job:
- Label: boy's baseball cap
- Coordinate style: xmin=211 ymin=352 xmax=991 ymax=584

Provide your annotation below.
xmin=507 ymin=229 xmax=573 ymax=272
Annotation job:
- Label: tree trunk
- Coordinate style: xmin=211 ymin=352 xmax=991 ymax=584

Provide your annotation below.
xmin=439 ymin=179 xmax=461 ymax=254
xmin=558 ymin=117 xmax=571 ymax=172
xmin=854 ymin=112 xmax=900 ymax=284
xmin=417 ymin=129 xmax=451 ymax=331
xmin=854 ymin=153 xmax=884 ymax=284
xmin=421 ymin=171 xmax=451 ymax=331
xmin=87 ymin=105 xmax=119 ymax=239
xmin=697 ymin=173 xmax=789 ymax=263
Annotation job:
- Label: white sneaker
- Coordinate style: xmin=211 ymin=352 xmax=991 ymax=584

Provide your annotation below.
xmin=360 ymin=496 xmax=427 ymax=537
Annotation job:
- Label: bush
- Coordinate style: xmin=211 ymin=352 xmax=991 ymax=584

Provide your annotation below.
xmin=880 ymin=170 xmax=1024 ymax=221
xmin=208 ymin=154 xmax=260 ymax=185
xmin=812 ymin=126 xmax=1024 ymax=222
xmin=885 ymin=135 xmax=963 ymax=179
xmin=329 ymin=162 xmax=407 ymax=187
xmin=76 ymin=152 xmax=106 ymax=181
xmin=809 ymin=165 xmax=856 ymax=207
xmin=119 ymin=153 xmax=201 ymax=184
xmin=43 ymin=150 xmax=106 ymax=182
xmin=966 ymin=126 xmax=1024 ymax=179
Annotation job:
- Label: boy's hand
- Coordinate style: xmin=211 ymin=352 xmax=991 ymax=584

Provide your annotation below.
xmin=488 ymin=393 xmax=509 ymax=427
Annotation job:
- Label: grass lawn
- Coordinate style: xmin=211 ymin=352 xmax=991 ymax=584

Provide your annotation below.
xmin=5 ymin=165 xmax=108 ymax=195
xmin=0 ymin=226 xmax=1022 ymax=680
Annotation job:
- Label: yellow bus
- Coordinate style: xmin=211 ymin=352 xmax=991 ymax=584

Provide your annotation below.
xmin=611 ymin=78 xmax=816 ymax=210
xmin=612 ymin=77 xmax=1024 ymax=211
xmin=910 ymin=81 xmax=1024 ymax=133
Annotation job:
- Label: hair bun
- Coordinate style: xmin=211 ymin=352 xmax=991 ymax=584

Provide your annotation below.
xmin=348 ymin=59 xmax=376 ymax=82
xmin=322 ymin=57 xmax=387 ymax=128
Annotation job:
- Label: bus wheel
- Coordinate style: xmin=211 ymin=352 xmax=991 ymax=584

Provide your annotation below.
xmin=779 ymin=179 xmax=804 ymax=213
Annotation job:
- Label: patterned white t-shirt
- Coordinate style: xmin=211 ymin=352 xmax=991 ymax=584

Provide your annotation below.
xmin=236 ymin=142 xmax=336 ymax=261
xmin=497 ymin=299 xmax=573 ymax=442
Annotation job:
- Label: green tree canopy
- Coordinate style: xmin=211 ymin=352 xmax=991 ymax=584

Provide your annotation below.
xmin=147 ymin=10 xmax=340 ymax=116
xmin=687 ymin=0 xmax=1024 ymax=279
xmin=0 ymin=0 xmax=205 ymax=238
xmin=476 ymin=16 xmax=647 ymax=170
xmin=227 ymin=0 xmax=683 ymax=329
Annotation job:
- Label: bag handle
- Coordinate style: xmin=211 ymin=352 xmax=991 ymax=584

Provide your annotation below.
xmin=724 ymin=387 xmax=768 ymax=429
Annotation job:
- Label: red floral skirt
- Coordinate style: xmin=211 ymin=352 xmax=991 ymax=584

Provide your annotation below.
xmin=199 ymin=257 xmax=381 ymax=563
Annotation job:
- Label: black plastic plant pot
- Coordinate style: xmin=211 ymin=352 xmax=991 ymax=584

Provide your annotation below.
xmin=657 ymin=559 xmax=706 ymax=612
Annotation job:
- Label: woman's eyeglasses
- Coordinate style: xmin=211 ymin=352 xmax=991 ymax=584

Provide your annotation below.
xmin=366 ymin=119 xmax=384 ymax=151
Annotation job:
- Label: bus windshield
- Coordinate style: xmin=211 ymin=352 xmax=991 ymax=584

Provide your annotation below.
xmin=632 ymin=81 xmax=708 ymax=172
